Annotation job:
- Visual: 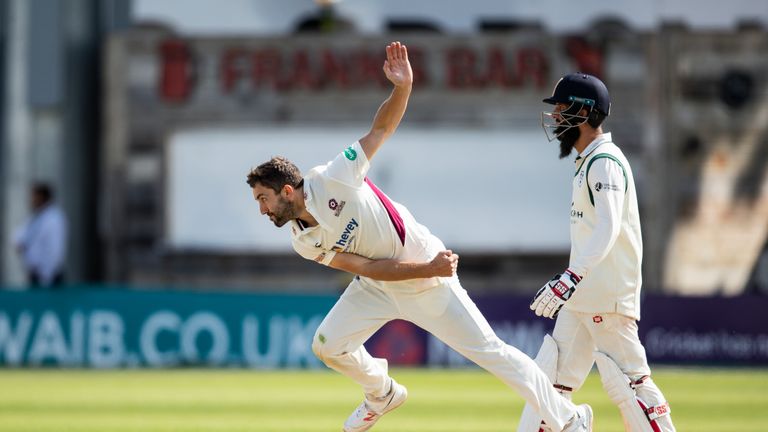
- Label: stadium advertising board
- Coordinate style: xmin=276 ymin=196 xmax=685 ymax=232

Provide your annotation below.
xmin=1 ymin=290 xmax=767 ymax=367
xmin=0 ymin=289 xmax=333 ymax=368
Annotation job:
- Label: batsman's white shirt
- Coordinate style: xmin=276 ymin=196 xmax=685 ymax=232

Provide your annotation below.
xmin=566 ymin=132 xmax=643 ymax=319
xmin=290 ymin=141 xmax=444 ymax=291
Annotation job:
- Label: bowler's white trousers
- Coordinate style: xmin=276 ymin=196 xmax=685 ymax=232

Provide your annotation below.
xmin=311 ymin=276 xmax=578 ymax=430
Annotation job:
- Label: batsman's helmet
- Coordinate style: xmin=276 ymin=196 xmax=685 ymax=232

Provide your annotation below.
xmin=543 ymin=73 xmax=611 ymax=115
xmin=541 ymin=73 xmax=610 ymax=141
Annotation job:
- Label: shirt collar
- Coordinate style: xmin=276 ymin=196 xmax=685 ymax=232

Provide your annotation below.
xmin=302 ymin=176 xmax=323 ymax=223
xmin=292 ymin=176 xmax=324 ymax=236
xmin=575 ymin=132 xmax=612 ymax=161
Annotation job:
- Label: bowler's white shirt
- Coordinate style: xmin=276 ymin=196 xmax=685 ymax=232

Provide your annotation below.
xmin=290 ymin=141 xmax=445 ymax=291
xmin=13 ymin=204 xmax=67 ymax=285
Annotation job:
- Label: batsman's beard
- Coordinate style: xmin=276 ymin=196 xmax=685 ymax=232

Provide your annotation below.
xmin=556 ymin=124 xmax=581 ymax=159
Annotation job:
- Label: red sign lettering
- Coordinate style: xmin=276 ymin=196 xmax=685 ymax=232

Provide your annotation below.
xmin=159 ymin=39 xmax=195 ymax=103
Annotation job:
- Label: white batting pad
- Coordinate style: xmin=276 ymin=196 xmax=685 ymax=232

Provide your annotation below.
xmin=635 ymin=377 xmax=675 ymax=432
xmin=594 ymin=351 xmax=657 ymax=432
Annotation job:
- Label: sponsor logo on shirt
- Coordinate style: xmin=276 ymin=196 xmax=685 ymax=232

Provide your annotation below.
xmin=577 ymin=170 xmax=585 ymax=187
xmin=344 ymin=146 xmax=357 ymax=161
xmin=328 ymin=199 xmax=346 ymax=217
xmin=594 ymin=182 xmax=620 ymax=192
xmin=570 ymin=202 xmax=583 ymax=219
xmin=333 ymin=218 xmax=359 ymax=251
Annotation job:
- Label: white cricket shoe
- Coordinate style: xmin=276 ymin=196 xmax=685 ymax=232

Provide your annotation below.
xmin=562 ymin=404 xmax=593 ymax=432
xmin=342 ymin=378 xmax=408 ymax=432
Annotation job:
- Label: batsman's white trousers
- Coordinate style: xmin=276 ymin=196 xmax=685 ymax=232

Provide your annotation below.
xmin=551 ymin=308 xmax=651 ymax=389
xmin=312 ymin=276 xmax=577 ymax=431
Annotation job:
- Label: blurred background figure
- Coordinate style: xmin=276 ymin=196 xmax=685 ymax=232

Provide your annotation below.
xmin=295 ymin=0 xmax=355 ymax=34
xmin=12 ymin=183 xmax=68 ymax=288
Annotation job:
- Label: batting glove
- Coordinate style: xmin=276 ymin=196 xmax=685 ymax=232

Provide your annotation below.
xmin=530 ymin=269 xmax=582 ymax=319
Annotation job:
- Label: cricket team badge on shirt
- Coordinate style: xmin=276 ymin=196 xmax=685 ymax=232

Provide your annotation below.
xmin=328 ymin=198 xmax=346 ymax=217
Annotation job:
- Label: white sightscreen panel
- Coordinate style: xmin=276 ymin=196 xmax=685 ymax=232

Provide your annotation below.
xmin=166 ymin=126 xmax=574 ymax=252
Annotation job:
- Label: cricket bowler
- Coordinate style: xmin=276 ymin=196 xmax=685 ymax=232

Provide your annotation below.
xmin=246 ymin=42 xmax=592 ymax=432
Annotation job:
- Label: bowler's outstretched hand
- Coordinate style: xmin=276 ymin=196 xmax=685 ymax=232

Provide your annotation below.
xmin=383 ymin=41 xmax=413 ymax=88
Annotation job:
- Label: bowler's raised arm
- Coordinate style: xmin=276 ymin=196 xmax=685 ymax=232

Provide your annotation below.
xmin=358 ymin=41 xmax=413 ymax=161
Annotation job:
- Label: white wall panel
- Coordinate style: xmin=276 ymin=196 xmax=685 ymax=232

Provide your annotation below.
xmin=166 ymin=126 xmax=574 ymax=252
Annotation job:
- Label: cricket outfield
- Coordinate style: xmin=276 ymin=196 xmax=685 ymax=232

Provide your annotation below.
xmin=0 ymin=367 xmax=765 ymax=431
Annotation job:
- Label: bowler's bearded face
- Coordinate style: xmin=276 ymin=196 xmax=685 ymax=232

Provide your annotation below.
xmin=252 ymin=184 xmax=297 ymax=228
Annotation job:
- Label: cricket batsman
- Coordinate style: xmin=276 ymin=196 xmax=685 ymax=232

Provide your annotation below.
xmin=247 ymin=42 xmax=592 ymax=432
xmin=517 ymin=72 xmax=676 ymax=432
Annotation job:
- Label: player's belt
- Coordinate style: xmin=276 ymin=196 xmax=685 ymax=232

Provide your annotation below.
xmin=364 ymin=177 xmax=406 ymax=246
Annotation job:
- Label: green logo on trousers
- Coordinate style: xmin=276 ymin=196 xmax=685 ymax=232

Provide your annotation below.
xmin=344 ymin=146 xmax=357 ymax=161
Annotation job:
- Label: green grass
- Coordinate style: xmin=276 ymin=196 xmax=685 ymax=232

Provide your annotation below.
xmin=0 ymin=368 xmax=766 ymax=431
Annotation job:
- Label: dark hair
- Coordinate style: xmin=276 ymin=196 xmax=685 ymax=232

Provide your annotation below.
xmin=32 ymin=182 xmax=53 ymax=202
xmin=587 ymin=110 xmax=607 ymax=128
xmin=246 ymin=156 xmax=303 ymax=193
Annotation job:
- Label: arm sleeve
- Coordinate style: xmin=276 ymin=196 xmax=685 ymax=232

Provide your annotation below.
xmin=323 ymin=141 xmax=371 ymax=187
xmin=291 ymin=237 xmax=337 ymax=267
xmin=569 ymin=158 xmax=625 ymax=276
